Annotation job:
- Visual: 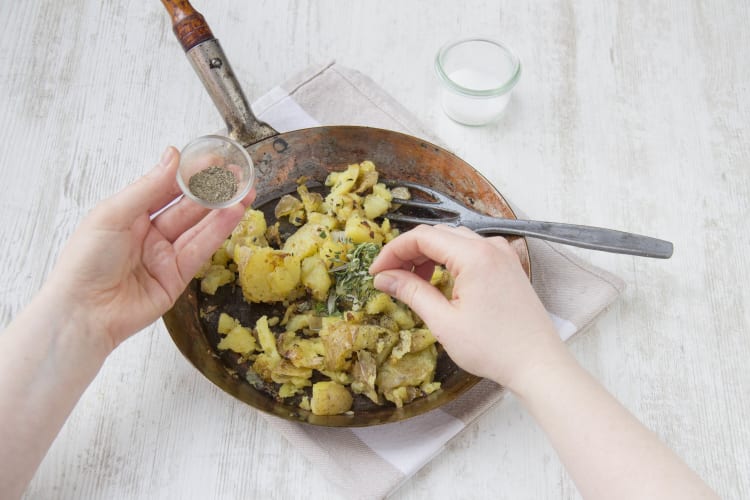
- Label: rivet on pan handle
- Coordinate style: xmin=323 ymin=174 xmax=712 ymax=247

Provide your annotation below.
xmin=161 ymin=0 xmax=278 ymax=146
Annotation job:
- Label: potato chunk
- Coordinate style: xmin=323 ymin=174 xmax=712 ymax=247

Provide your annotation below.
xmin=298 ymin=184 xmax=323 ymax=214
xmin=256 ymin=315 xmax=280 ymax=359
xmin=274 ymin=194 xmax=304 ymax=219
xmin=363 ymin=193 xmax=390 ymax=220
xmin=319 ymin=321 xmax=383 ymax=371
xmin=217 ymin=313 xmax=239 ymax=334
xmin=300 ymin=255 xmax=332 ymax=301
xmin=235 ymin=246 xmax=301 ymax=303
xmin=199 ymin=265 xmax=234 ymax=295
xmin=325 ymin=163 xmax=360 ymax=195
xmin=351 ymin=350 xmax=379 ymax=404
xmin=310 ymin=381 xmax=353 ymax=416
xmin=217 ymin=325 xmax=257 ymax=355
xmin=344 ymin=214 xmax=383 ymax=244
xmin=227 ymin=209 xmax=268 ymax=255
xmin=282 ymin=222 xmax=329 ymax=259
xmin=279 ymin=333 xmax=325 ymax=369
xmin=377 ymin=345 xmax=438 ymax=407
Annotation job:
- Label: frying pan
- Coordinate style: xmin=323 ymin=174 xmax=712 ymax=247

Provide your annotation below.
xmin=160 ymin=0 xmax=531 ymax=426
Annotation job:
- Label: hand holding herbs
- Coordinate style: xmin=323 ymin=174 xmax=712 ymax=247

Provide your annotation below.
xmin=370 ymin=224 xmax=559 ymax=388
xmin=369 ymin=224 xmax=719 ymax=500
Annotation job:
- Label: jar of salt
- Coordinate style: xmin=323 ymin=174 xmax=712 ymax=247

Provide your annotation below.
xmin=435 ymin=38 xmax=522 ymax=126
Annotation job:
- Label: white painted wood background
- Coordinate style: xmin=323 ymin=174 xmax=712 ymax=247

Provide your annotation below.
xmin=1 ymin=0 xmax=748 ymax=498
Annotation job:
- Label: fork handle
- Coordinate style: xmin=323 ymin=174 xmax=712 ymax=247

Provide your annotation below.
xmin=472 ymin=219 xmax=673 ymax=258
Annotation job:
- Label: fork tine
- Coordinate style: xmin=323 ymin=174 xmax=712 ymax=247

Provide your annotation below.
xmin=390 ymin=198 xmax=443 ymax=210
xmin=383 ymin=179 xmax=445 ymax=200
xmin=385 ymin=212 xmax=458 ymax=226
xmin=383 ymin=178 xmax=466 ymax=226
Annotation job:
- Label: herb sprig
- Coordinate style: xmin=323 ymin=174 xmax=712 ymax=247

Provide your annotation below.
xmin=328 ymin=242 xmax=381 ymax=313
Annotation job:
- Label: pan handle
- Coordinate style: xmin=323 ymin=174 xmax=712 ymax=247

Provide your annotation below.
xmin=161 ymin=0 xmax=278 ymax=146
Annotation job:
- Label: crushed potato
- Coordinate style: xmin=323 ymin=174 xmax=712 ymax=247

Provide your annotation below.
xmin=199 ymin=161 xmax=451 ymax=416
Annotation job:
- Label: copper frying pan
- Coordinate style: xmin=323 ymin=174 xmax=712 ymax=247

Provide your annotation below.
xmin=160 ymin=0 xmax=531 ymax=426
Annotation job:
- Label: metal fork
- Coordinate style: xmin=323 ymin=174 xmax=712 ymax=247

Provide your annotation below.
xmin=384 ymin=180 xmax=673 ymax=259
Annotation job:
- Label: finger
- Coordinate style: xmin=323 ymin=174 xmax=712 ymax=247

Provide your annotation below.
xmin=413 ymin=261 xmax=437 ymax=282
xmin=102 ymin=147 xmax=183 ymax=225
xmin=456 ymin=226 xmax=483 ymax=238
xmin=485 ymin=235 xmax=513 ymax=251
xmin=407 ymin=226 xmax=480 ymax=280
xmin=152 ymin=196 xmax=211 ymax=242
xmin=382 ymin=254 xmax=435 ymax=274
xmin=373 ymin=269 xmax=452 ymax=328
xmin=370 ymin=225 xmax=476 ymax=276
xmin=173 ymin=203 xmax=247 ymax=285
xmin=238 ymin=185 xmax=257 ymax=207
xmin=433 ymin=224 xmax=483 ymax=239
xmin=153 ymin=185 xmax=256 ymax=243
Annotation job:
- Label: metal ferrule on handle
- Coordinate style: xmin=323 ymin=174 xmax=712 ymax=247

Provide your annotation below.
xmin=185 ymin=40 xmax=277 ymax=146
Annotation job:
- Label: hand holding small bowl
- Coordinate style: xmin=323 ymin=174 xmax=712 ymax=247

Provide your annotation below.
xmin=176 ymin=135 xmax=255 ymax=209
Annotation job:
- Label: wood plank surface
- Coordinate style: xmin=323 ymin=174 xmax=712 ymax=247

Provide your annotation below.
xmin=0 ymin=0 xmax=747 ymax=498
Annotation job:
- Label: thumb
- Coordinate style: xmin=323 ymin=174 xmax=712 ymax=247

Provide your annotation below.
xmin=373 ymin=269 xmax=451 ymax=325
xmin=102 ymin=147 xmax=182 ymax=225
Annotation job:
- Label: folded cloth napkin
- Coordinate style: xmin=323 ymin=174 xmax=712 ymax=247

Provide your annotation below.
xmin=250 ymin=61 xmax=625 ymax=499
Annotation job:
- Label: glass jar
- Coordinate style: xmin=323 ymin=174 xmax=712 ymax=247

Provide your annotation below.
xmin=435 ymin=37 xmax=522 ymax=126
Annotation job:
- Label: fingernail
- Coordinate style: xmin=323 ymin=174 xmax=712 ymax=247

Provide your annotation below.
xmin=373 ymin=273 xmax=397 ymax=294
xmin=160 ymin=147 xmax=175 ymax=167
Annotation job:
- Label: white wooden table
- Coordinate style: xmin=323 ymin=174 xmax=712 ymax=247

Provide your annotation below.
xmin=2 ymin=1 xmax=748 ymax=498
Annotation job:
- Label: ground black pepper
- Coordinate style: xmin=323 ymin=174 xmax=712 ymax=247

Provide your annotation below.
xmin=188 ymin=165 xmax=238 ymax=204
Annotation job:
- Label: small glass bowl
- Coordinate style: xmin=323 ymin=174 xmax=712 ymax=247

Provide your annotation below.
xmin=435 ymin=37 xmax=522 ymax=126
xmin=176 ymin=134 xmax=255 ymax=209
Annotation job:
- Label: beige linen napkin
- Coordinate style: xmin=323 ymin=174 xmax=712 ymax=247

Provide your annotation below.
xmin=250 ymin=61 xmax=625 ymax=499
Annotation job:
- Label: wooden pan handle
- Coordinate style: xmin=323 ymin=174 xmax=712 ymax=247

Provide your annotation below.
xmin=161 ymin=0 xmax=214 ymax=51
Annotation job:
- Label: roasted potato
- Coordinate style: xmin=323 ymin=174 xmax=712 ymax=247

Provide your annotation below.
xmin=310 ymin=381 xmax=353 ymax=416
xmin=235 ymin=246 xmax=302 ymax=303
xmin=200 ymin=161 xmax=446 ymax=416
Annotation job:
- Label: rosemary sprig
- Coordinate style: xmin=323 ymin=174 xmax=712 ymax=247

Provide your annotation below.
xmin=329 ymin=242 xmax=380 ymax=313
